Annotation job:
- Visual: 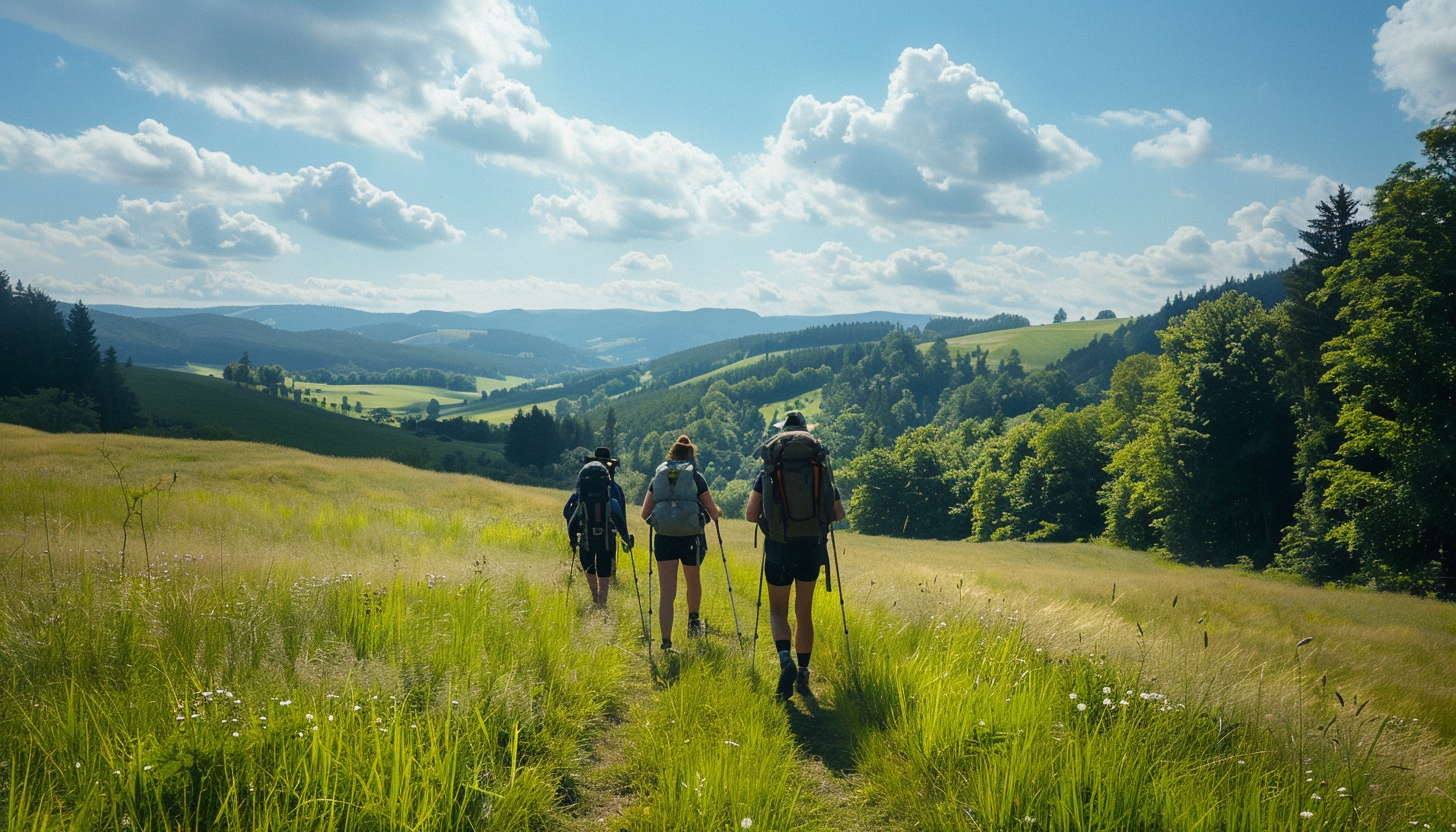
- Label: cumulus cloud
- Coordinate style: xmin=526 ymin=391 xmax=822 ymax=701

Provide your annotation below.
xmin=0 ymin=120 xmax=463 ymax=249
xmin=608 ymin=251 xmax=672 ymax=273
xmin=0 ymin=119 xmax=291 ymax=201
xmin=746 ymin=45 xmax=1097 ymax=234
xmin=1090 ymin=109 xmax=1182 ymax=128
xmin=771 ymin=243 xmax=960 ymax=293
xmin=0 ymin=198 xmax=296 ymax=270
xmin=0 ymin=0 xmax=546 ymax=151
xmin=1131 ymin=113 xmax=1214 ymax=167
xmin=1375 ymin=0 xmax=1456 ymax=119
xmin=282 ymin=163 xmax=463 ymax=248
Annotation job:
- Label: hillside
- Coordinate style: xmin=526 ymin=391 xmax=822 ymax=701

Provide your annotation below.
xmin=940 ymin=317 xmax=1129 ymax=369
xmin=123 ymin=364 xmax=507 ymax=474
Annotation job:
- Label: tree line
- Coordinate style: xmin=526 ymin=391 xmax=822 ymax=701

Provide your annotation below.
xmin=0 ymin=273 xmax=140 ymax=433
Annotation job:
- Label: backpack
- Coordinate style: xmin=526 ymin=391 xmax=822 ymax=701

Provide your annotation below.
xmin=572 ymin=460 xmax=616 ymax=555
xmin=648 ymin=460 xmax=705 ymax=537
xmin=758 ymin=430 xmax=836 ymax=543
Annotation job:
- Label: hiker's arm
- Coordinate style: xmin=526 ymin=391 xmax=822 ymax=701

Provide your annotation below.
xmin=640 ymin=489 xmax=655 ymax=520
xmin=745 ymin=490 xmax=762 ymax=524
xmin=699 ymin=490 xmax=722 ymax=522
xmin=832 ymin=498 xmax=847 ymax=523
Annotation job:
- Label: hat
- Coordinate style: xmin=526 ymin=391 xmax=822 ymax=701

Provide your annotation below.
xmin=773 ymin=410 xmax=814 ymax=431
xmin=593 ymin=446 xmax=613 ymax=460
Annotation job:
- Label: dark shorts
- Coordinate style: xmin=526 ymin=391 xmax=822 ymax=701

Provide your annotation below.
xmin=763 ymin=537 xmax=826 ymax=586
xmin=653 ymin=533 xmax=708 ymax=566
xmin=579 ymin=546 xmax=617 ymax=578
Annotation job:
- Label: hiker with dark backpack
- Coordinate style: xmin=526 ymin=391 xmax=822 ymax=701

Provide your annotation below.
xmin=564 ymin=447 xmax=634 ymax=608
xmin=640 ymin=435 xmax=722 ymax=651
xmin=745 ymin=411 xmax=846 ymax=701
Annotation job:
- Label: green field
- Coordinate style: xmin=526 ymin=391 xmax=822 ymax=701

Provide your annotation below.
xmin=125 ymin=365 xmax=501 ymax=466
xmin=940 ymin=317 xmax=1128 ymax=368
xmin=2 ymin=425 xmax=1452 ymax=830
xmin=184 ymin=364 xmax=530 ymax=418
xmin=758 ymin=388 xmax=823 ymax=425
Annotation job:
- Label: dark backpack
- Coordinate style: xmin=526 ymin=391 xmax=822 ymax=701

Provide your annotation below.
xmin=572 ymin=460 xmax=616 ymax=555
xmin=758 ymin=430 xmax=836 ymax=543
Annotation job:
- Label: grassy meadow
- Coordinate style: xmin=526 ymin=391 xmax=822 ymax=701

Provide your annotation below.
xmin=941 ymin=318 xmax=1128 ymax=369
xmin=2 ymin=423 xmax=1454 ymax=831
xmin=183 ymin=365 xmax=531 ymax=419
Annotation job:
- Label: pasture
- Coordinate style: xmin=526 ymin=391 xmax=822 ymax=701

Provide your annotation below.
xmin=941 ymin=318 xmax=1128 ymax=369
xmin=1 ymin=424 xmax=1452 ymax=830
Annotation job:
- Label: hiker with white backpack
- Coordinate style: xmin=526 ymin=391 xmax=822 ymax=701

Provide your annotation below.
xmin=745 ymin=411 xmax=846 ymax=701
xmin=641 ymin=435 xmax=723 ymax=651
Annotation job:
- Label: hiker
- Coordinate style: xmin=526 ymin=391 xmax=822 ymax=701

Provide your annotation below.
xmin=641 ymin=434 xmax=722 ymax=650
xmin=564 ymin=447 xmax=633 ymax=608
xmin=745 ymin=411 xmax=846 ymax=700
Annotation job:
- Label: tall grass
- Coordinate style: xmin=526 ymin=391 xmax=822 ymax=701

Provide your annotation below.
xmin=3 ymin=426 xmax=1454 ymax=831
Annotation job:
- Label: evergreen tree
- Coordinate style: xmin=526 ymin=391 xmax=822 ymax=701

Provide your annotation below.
xmin=1275 ymin=185 xmax=1367 ymax=581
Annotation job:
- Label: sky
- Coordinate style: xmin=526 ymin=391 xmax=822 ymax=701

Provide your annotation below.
xmin=0 ymin=0 xmax=1451 ymax=322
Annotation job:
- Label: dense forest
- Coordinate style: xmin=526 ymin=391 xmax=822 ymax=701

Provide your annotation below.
xmin=0 ymin=273 xmax=140 ymax=433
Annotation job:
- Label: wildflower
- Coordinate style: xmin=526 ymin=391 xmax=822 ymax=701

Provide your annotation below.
xmin=1300 ymin=811 xmax=1314 ymax=819
xmin=1103 ymin=698 xmax=1113 ymax=706
xmin=741 ymin=820 xmax=752 ymax=829
xmin=1068 ymin=693 xmax=1078 ymax=700
xmin=279 ymin=700 xmax=292 ymax=707
xmin=143 ymin=765 xmax=153 ymax=772
xmin=232 ymin=732 xmax=239 ymax=738
xmin=1312 ymin=794 xmax=1322 ymax=801
xmin=724 ymin=740 xmax=740 ymax=747
xmin=1077 ymin=703 xmax=1087 ymax=712
xmin=1102 ymin=687 xmax=1112 ymax=694
xmin=305 ymin=713 xmax=315 ymax=721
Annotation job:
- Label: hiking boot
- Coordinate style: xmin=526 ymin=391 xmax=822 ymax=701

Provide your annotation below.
xmin=687 ymin=617 xmax=704 ymax=636
xmin=660 ymin=639 xmax=674 ymax=652
xmin=776 ymin=651 xmax=797 ymax=701
xmin=794 ymin=668 xmax=811 ymax=695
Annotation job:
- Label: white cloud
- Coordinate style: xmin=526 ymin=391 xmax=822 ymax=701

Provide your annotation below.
xmin=746 ymin=45 xmax=1097 ymax=234
xmin=1090 ymin=109 xmax=1181 ymax=128
xmin=0 ymin=198 xmax=297 ymax=270
xmin=1 ymin=0 xmax=546 ymax=151
xmin=1368 ymin=0 xmax=1456 ymax=120
xmin=1221 ymin=153 xmax=1312 ymax=180
xmin=608 ymin=251 xmax=672 ymax=273
xmin=0 ymin=120 xmax=462 ymax=249
xmin=0 ymin=119 xmax=292 ymax=201
xmin=282 ymin=163 xmax=463 ymax=248
xmin=28 ymin=269 xmax=457 ymax=307
xmin=771 ymin=243 xmax=960 ymax=293
xmin=1375 ymin=0 xmax=1456 ymax=119
xmin=1131 ymin=113 xmax=1214 ymax=167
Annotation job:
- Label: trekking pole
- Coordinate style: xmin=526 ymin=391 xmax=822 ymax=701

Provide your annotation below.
xmin=752 ymin=539 xmax=766 ymax=661
xmin=626 ymin=537 xmax=652 ymax=663
xmin=713 ymin=518 xmax=743 ymax=645
xmin=647 ymin=527 xmax=655 ymax=648
xmin=829 ymin=528 xmax=851 ymax=666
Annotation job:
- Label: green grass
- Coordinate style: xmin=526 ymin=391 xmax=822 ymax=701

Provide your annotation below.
xmin=183 ymin=364 xmax=530 ymax=417
xmin=1 ymin=425 xmax=1452 ymax=831
xmin=939 ymin=318 xmax=1128 ymax=369
xmin=758 ymin=389 xmax=823 ymax=426
xmin=125 ymin=365 xmax=499 ymax=467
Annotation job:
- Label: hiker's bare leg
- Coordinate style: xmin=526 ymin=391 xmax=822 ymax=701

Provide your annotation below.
xmin=793 ymin=579 xmax=815 ymax=654
xmin=768 ymin=582 xmax=792 ymax=642
xmin=683 ymin=564 xmax=702 ymax=615
xmin=657 ymin=558 xmax=678 ymax=640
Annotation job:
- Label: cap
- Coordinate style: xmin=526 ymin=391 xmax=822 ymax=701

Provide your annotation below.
xmin=593 ymin=446 xmax=613 ymax=459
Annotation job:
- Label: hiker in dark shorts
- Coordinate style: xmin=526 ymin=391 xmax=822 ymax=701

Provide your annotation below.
xmin=641 ymin=435 xmax=722 ymax=650
xmin=564 ymin=447 xmax=631 ymax=608
xmin=745 ymin=411 xmax=846 ymax=699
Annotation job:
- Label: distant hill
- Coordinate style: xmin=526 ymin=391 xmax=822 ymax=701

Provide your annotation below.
xmin=93 ymin=304 xmax=932 ymax=364
xmin=90 ymin=310 xmax=601 ymax=377
xmin=1049 ymin=270 xmax=1288 ymax=387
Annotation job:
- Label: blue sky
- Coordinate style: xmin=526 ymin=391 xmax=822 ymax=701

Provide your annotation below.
xmin=0 ymin=0 xmax=1450 ymax=321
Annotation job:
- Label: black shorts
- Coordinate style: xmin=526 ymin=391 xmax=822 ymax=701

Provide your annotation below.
xmin=653 ymin=533 xmax=707 ymax=566
xmin=579 ymin=546 xmax=617 ymax=578
xmin=763 ymin=537 xmax=826 ymax=586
